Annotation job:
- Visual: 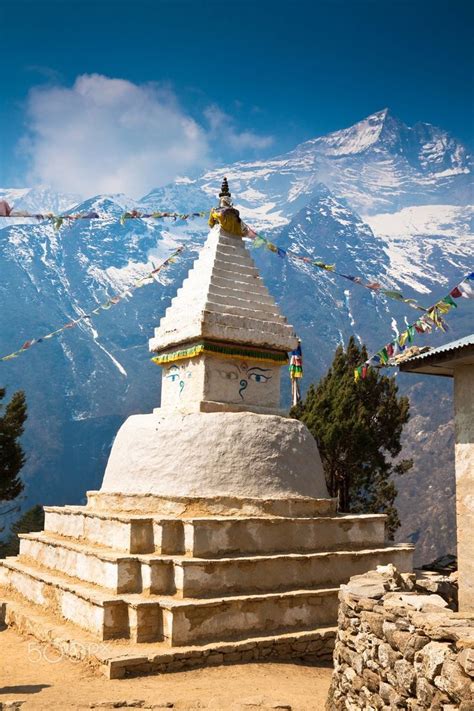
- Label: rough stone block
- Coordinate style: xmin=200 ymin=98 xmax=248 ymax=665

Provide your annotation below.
xmin=458 ymin=648 xmax=474 ymax=677
xmin=394 ymin=658 xmax=416 ymax=695
xmin=415 ymin=676 xmax=436 ymax=706
xmin=396 ymin=593 xmax=448 ymax=612
xmin=434 ymin=657 xmax=473 ymax=702
xmin=416 ymin=640 xmax=451 ymax=680
xmin=378 ymin=641 xmax=402 ymax=668
xmin=361 ymin=668 xmax=379 ymax=692
xmin=360 ymin=610 xmax=384 ymax=637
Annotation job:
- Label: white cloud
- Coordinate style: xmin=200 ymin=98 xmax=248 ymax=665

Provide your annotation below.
xmin=22 ymin=74 xmax=209 ymax=199
xmin=21 ymin=75 xmax=274 ymax=199
xmin=204 ymin=105 xmax=274 ymax=151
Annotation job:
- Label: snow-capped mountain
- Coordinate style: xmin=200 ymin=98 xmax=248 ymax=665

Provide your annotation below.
xmin=0 ymin=186 xmax=81 ymax=215
xmin=0 ymin=109 xmax=472 ymax=564
xmin=197 ymin=108 xmax=472 ymax=218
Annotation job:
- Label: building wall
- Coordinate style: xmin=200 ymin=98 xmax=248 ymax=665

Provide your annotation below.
xmin=454 ymin=364 xmax=474 ymax=611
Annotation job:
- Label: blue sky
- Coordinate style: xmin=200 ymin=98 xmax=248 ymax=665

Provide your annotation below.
xmin=2 ymin=0 xmax=473 ymax=195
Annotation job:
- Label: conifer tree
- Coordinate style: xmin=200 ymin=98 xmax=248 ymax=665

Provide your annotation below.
xmin=0 ymin=505 xmax=44 ymax=558
xmin=0 ymin=388 xmax=28 ymax=507
xmin=291 ymin=337 xmax=412 ymax=538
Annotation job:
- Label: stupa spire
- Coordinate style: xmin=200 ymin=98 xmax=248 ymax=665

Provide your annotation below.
xmin=219 ymin=176 xmax=231 ymax=200
xmin=148 ymin=182 xmax=298 ymax=415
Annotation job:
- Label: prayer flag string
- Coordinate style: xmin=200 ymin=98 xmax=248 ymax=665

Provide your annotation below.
xmin=1 ymin=200 xmax=471 ymax=374
xmin=245 ymin=225 xmax=428 ymax=313
xmin=353 ymin=272 xmax=474 ymax=381
xmin=0 ymin=247 xmax=184 ymax=363
xmin=0 ymin=200 xmax=207 ymax=230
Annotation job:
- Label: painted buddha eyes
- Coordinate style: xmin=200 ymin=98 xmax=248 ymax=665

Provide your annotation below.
xmin=248 ymin=372 xmax=270 ymax=383
xmin=217 ymin=366 xmax=272 ymax=385
xmin=166 ymin=366 xmax=180 ymax=382
xmin=219 ymin=370 xmax=239 ymax=380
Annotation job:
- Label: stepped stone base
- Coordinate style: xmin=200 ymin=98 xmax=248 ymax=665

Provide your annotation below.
xmin=0 ymin=595 xmax=337 ymax=679
xmin=0 ymin=492 xmax=414 ymax=677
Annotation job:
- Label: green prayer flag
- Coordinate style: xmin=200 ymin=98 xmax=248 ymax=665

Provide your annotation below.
xmin=251 ymin=236 xmax=266 ymax=249
xmin=381 ymin=290 xmax=404 ymax=301
xmin=442 ymin=295 xmax=458 ymax=308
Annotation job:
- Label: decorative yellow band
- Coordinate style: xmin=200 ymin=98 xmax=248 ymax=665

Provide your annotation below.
xmin=151 ymin=341 xmax=289 ymax=366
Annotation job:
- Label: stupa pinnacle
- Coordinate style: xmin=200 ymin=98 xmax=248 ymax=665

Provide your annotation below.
xmin=219 ymin=176 xmax=231 ymax=198
xmin=148 ymin=179 xmax=297 ymax=416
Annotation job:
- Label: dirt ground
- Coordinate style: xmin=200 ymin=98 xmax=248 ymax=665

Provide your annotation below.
xmin=0 ymin=628 xmax=332 ymax=711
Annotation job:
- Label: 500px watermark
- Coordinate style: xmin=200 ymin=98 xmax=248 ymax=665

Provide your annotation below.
xmin=27 ymin=640 xmax=112 ymax=664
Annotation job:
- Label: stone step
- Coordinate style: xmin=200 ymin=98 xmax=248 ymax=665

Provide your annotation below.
xmin=44 ymin=507 xmax=385 ymax=558
xmin=0 ymin=592 xmax=337 ymax=678
xmin=169 ymin=281 xmax=276 ymax=310
xmin=44 ymin=507 xmax=381 ymax=558
xmin=184 ymin=513 xmax=387 ymax=557
xmin=203 ymin=298 xmax=286 ymax=323
xmin=174 ymin=545 xmax=414 ymax=598
xmin=160 ymin=587 xmax=340 ymax=646
xmin=206 ymin=281 xmax=275 ymax=305
xmin=211 ymin=263 xmax=263 ymax=283
xmin=0 ymin=557 xmax=131 ymax=640
xmin=0 ymin=556 xmax=165 ymax=643
xmin=85 ymin=491 xmax=337 ymax=518
xmin=213 ymin=246 xmax=258 ymax=267
xmin=200 ymin=309 xmax=297 ymax=343
xmin=44 ymin=506 xmax=184 ymax=555
xmin=18 ymin=533 xmax=174 ymax=595
xmin=17 ymin=531 xmax=412 ymax=600
xmin=0 ymin=556 xmax=339 ymax=647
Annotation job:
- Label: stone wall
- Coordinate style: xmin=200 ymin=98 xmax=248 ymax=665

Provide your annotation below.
xmin=327 ymin=566 xmax=474 ymax=710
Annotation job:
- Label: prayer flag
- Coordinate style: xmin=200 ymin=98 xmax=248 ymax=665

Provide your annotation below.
xmin=398 ymin=331 xmax=409 ymax=347
xmin=459 ymin=281 xmax=474 ymax=298
xmin=382 ymin=290 xmax=404 ymax=301
xmin=251 ymin=236 xmax=266 ymax=249
xmin=442 ymin=295 xmax=458 ymax=308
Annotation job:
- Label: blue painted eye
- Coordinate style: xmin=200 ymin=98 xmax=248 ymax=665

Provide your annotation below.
xmin=248 ymin=373 xmax=270 ymax=383
xmin=166 ymin=373 xmax=180 ymax=382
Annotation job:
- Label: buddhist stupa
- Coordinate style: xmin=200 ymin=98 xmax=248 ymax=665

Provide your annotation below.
xmin=0 ymin=180 xmax=413 ymax=678
xmin=101 ymin=178 xmax=329 ymax=501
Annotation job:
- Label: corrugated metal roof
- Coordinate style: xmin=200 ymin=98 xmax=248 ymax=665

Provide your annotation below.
xmin=403 ymin=334 xmax=474 ymax=363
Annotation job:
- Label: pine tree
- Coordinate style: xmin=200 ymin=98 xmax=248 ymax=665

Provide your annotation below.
xmin=0 ymin=505 xmax=44 ymax=558
xmin=0 ymin=388 xmax=28 ymax=507
xmin=291 ymin=337 xmax=412 ymax=538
